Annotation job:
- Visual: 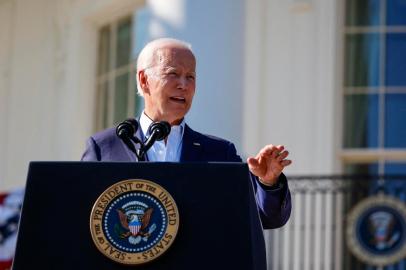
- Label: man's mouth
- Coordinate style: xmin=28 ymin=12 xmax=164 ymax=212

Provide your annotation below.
xmin=170 ymin=96 xmax=186 ymax=103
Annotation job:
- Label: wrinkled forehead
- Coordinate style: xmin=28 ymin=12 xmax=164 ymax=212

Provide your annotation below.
xmin=153 ymin=47 xmax=196 ymax=70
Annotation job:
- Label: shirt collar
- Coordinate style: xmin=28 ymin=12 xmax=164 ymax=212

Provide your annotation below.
xmin=139 ymin=111 xmax=186 ymax=139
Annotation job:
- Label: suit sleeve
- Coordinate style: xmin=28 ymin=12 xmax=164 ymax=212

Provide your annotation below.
xmin=226 ymin=142 xmax=292 ymax=229
xmin=81 ymin=137 xmax=101 ymax=161
xmin=254 ymin=174 xmax=291 ymax=229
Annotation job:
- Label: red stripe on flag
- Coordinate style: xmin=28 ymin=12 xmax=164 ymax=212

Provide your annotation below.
xmin=0 ymin=193 xmax=7 ymax=204
xmin=0 ymin=260 xmax=12 ymax=270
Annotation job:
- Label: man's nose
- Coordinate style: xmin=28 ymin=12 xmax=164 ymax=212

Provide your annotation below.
xmin=177 ymin=76 xmax=188 ymax=89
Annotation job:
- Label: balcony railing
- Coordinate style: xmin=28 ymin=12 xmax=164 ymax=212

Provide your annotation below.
xmin=265 ymin=174 xmax=406 ymax=270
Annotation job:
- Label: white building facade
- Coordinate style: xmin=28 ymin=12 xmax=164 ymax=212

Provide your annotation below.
xmin=0 ymin=0 xmax=347 ymax=189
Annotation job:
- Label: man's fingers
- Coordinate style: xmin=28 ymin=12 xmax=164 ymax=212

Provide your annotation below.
xmin=247 ymin=157 xmax=260 ymax=168
xmin=260 ymin=145 xmax=285 ymax=158
xmin=281 ymin=159 xmax=292 ymax=167
xmin=249 ymin=146 xmax=291 ymax=180
xmin=276 ymin=151 xmax=289 ymax=161
xmin=247 ymin=157 xmax=264 ymax=177
xmin=271 ymin=150 xmax=280 ymax=159
xmin=260 ymin=146 xmax=289 ymax=161
xmin=260 ymin=144 xmax=276 ymax=152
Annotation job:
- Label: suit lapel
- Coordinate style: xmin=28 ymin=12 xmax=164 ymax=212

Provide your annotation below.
xmin=180 ymin=125 xmax=203 ymax=162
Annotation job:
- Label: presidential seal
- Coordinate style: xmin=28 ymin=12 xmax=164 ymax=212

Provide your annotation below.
xmin=90 ymin=179 xmax=179 ymax=265
xmin=346 ymin=194 xmax=406 ymax=266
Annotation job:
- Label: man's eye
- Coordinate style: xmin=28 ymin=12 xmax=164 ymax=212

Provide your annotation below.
xmin=168 ymin=72 xmax=178 ymax=77
xmin=187 ymin=75 xmax=195 ymax=81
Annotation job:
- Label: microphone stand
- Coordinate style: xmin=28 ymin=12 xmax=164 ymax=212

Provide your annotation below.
xmin=129 ymin=136 xmax=147 ymax=161
xmin=137 ymin=121 xmax=171 ymax=160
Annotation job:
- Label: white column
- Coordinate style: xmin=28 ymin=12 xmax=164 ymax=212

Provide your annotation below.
xmin=243 ymin=0 xmax=340 ymax=174
xmin=0 ymin=0 xmax=14 ymax=190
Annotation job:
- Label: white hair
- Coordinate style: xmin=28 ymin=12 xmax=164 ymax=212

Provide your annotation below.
xmin=136 ymin=38 xmax=193 ymax=97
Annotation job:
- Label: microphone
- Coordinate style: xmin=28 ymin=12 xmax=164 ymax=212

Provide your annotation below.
xmin=116 ymin=118 xmax=143 ymax=145
xmin=116 ymin=118 xmax=144 ymax=160
xmin=116 ymin=118 xmax=139 ymax=139
xmin=140 ymin=121 xmax=171 ymax=154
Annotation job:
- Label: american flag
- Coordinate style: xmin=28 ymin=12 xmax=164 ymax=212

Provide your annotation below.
xmin=0 ymin=189 xmax=24 ymax=270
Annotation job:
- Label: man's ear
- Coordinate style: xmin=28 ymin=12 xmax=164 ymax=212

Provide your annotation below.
xmin=138 ymin=70 xmax=149 ymax=94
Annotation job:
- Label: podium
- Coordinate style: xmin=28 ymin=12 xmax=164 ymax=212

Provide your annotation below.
xmin=13 ymin=162 xmax=265 ymax=269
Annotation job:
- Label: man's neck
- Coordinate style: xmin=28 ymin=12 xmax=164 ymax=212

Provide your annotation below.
xmin=143 ymin=111 xmax=183 ymax=126
xmin=139 ymin=112 xmax=186 ymax=144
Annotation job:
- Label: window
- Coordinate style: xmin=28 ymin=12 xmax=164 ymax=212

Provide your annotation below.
xmin=342 ymin=0 xmax=406 ymax=175
xmin=95 ymin=17 xmax=141 ymax=131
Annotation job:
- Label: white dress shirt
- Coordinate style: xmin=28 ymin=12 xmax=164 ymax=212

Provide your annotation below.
xmin=139 ymin=112 xmax=185 ymax=162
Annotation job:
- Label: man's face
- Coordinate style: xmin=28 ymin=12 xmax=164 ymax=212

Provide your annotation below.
xmin=141 ymin=47 xmax=196 ymax=125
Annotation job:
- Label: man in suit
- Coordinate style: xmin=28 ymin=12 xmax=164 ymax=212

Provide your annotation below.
xmin=82 ymin=38 xmax=292 ymax=269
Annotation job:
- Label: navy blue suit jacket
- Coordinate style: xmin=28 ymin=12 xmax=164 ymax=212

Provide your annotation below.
xmin=81 ymin=124 xmax=291 ymax=269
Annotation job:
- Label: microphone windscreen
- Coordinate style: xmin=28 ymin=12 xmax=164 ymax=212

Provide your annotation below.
xmin=148 ymin=121 xmax=171 ymax=141
xmin=116 ymin=118 xmax=139 ymax=138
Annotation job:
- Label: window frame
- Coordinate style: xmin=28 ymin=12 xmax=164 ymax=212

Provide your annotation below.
xmin=340 ymin=0 xmax=406 ymax=174
xmin=95 ymin=16 xmax=137 ymax=131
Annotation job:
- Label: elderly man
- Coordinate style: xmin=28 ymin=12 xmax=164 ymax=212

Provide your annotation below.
xmin=81 ymin=38 xmax=292 ymax=268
